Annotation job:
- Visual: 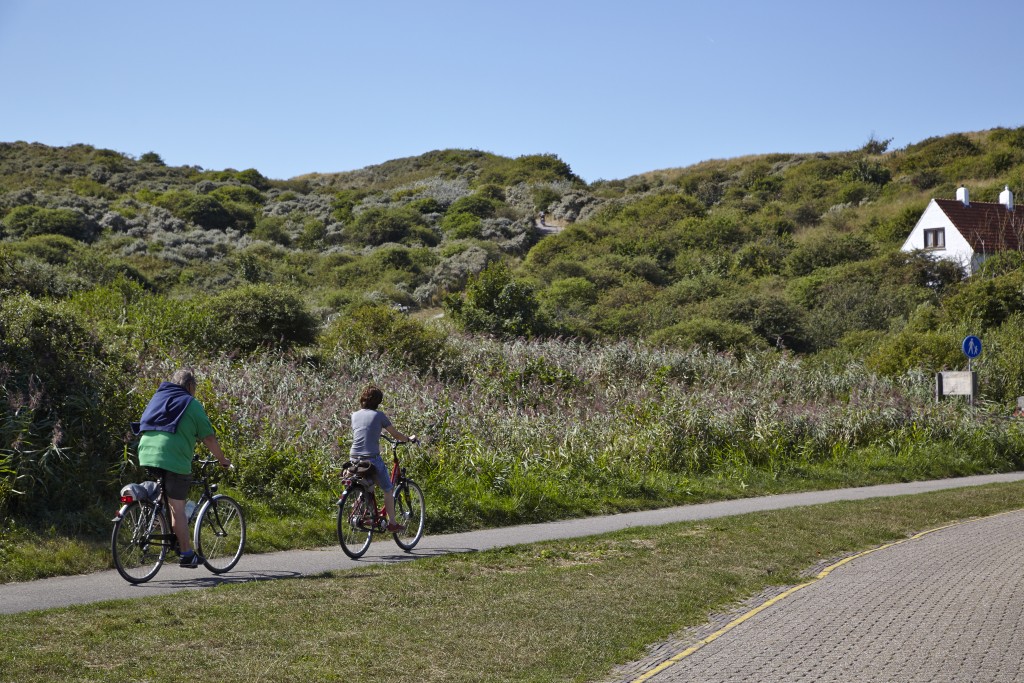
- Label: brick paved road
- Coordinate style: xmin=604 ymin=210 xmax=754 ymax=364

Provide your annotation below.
xmin=605 ymin=509 xmax=1024 ymax=682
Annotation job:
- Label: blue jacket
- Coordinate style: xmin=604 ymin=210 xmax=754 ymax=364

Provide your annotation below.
xmin=131 ymin=382 xmax=193 ymax=436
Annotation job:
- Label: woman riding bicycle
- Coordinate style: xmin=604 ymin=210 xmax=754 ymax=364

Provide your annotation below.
xmin=133 ymin=368 xmax=231 ymax=568
xmin=349 ymin=385 xmax=416 ymax=532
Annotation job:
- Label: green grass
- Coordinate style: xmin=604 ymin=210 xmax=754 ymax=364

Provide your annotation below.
xmin=2 ymin=482 xmax=1023 ymax=682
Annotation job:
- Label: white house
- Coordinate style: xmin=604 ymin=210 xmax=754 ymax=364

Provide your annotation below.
xmin=900 ymin=185 xmax=1024 ymax=275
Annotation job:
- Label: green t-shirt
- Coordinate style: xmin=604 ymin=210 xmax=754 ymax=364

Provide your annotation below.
xmin=137 ymin=399 xmax=215 ymax=475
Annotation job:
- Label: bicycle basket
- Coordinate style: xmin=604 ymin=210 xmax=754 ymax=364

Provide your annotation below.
xmin=342 ymin=460 xmax=375 ymax=489
xmin=119 ymin=481 xmax=160 ymax=504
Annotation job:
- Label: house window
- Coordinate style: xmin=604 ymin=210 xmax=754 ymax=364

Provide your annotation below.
xmin=924 ymin=228 xmax=945 ymax=249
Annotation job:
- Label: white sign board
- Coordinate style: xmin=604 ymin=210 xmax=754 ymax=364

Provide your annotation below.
xmin=935 ymin=371 xmax=977 ymax=405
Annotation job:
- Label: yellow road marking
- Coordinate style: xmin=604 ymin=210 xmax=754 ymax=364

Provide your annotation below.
xmin=628 ymin=514 xmax=1008 ymax=682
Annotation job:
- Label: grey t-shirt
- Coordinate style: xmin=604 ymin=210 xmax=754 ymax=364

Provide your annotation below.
xmin=350 ymin=409 xmax=392 ymax=457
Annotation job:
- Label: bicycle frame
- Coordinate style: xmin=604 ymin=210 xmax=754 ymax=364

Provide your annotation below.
xmin=337 ymin=437 xmax=424 ymax=558
xmin=339 ymin=442 xmax=407 ymax=529
xmin=112 ymin=458 xmax=222 ymax=549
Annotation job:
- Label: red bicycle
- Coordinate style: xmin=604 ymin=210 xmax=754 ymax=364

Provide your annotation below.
xmin=336 ymin=437 xmax=425 ymax=559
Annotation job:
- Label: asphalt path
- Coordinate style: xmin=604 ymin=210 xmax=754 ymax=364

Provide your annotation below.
xmin=3 ymin=472 xmax=1024 ymax=615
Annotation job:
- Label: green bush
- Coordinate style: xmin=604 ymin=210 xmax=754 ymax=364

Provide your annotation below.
xmin=203 ymin=284 xmax=319 ymax=353
xmin=67 ymin=277 xmax=209 ymax=355
xmin=865 ymin=327 xmax=963 ymax=376
xmin=441 ymin=212 xmax=483 ymax=239
xmin=979 ymin=313 xmax=1024 ymax=403
xmin=785 ymin=233 xmax=872 ymax=276
xmin=211 ymin=184 xmax=266 ymax=205
xmin=715 ymin=291 xmax=809 ymax=351
xmin=346 ymin=207 xmax=424 ymax=246
xmin=732 ymin=239 xmax=791 ymax=277
xmin=649 ymin=316 xmax=763 ymax=353
xmin=252 ymin=215 xmax=292 ymax=245
xmin=444 ymin=262 xmax=545 ymax=337
xmin=941 ymin=273 xmax=1024 ymax=330
xmin=1 ymin=205 xmax=97 ymax=242
xmin=296 ymin=219 xmax=327 ymax=249
xmin=321 ymin=303 xmax=451 ymax=373
xmin=0 ymin=294 xmax=134 ymax=518
xmin=538 ymin=277 xmax=598 ymax=336
xmin=532 ymin=186 xmax=561 ymax=211
xmin=153 ymin=191 xmax=234 ymax=230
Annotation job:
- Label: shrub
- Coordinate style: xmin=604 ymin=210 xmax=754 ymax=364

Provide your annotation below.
xmin=441 ymin=212 xmax=483 ymax=239
xmin=252 ymin=215 xmax=291 ymax=246
xmin=785 ymin=233 xmax=872 ymax=276
xmin=444 ymin=261 xmax=545 ymax=337
xmin=447 ymin=194 xmax=501 ymax=219
xmin=538 ymin=277 xmax=598 ymax=336
xmin=203 ymin=284 xmax=319 ymax=353
xmin=346 ymin=207 xmax=423 ymax=246
xmin=211 ymin=185 xmax=266 ymax=205
xmin=321 ymin=303 xmax=451 ymax=373
xmin=2 ymin=205 xmax=97 ymax=242
xmin=532 ymin=186 xmax=561 ymax=211
xmin=605 ymin=191 xmax=705 ymax=229
xmin=732 ymin=239 xmax=790 ymax=276
xmin=153 ymin=191 xmax=234 ymax=230
xmin=980 ymin=313 xmax=1024 ymax=403
xmin=940 ymin=273 xmax=1024 ymax=330
xmin=649 ymin=317 xmax=763 ymax=353
xmin=296 ymin=219 xmax=327 ymax=249
xmin=865 ymin=327 xmax=963 ymax=376
xmin=0 ymin=294 xmax=134 ymax=517
xmin=716 ymin=291 xmax=809 ymax=351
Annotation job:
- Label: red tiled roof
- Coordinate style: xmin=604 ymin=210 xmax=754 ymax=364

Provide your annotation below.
xmin=934 ymin=198 xmax=1024 ymax=252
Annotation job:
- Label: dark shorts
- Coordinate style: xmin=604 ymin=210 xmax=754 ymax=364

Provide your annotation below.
xmin=147 ymin=468 xmax=192 ymax=500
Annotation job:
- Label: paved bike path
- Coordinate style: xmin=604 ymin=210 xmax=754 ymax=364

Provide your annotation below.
xmin=3 ymin=472 xmax=1024 ymax=615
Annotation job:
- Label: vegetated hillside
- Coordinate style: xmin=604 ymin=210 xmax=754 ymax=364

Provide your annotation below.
xmin=5 ymin=130 xmax=1024 ymax=363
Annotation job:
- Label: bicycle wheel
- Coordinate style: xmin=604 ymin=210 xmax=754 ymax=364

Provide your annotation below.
xmin=393 ymin=479 xmax=425 ymax=551
xmin=337 ymin=488 xmax=373 ymax=559
xmin=194 ymin=495 xmax=246 ymax=574
xmin=112 ymin=501 xmax=168 ymax=584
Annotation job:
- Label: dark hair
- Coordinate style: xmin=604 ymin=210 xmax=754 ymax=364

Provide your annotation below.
xmin=170 ymin=368 xmax=197 ymax=393
xmin=359 ymin=385 xmax=383 ymax=410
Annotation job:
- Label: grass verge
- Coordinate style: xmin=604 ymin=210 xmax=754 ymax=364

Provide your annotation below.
xmin=2 ymin=481 xmax=1024 ymax=682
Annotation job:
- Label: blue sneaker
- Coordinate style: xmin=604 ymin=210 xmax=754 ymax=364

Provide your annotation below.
xmin=179 ymin=550 xmax=204 ymax=568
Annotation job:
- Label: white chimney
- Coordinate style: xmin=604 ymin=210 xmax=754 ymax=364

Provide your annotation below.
xmin=956 ymin=185 xmax=970 ymax=206
xmin=1000 ymin=185 xmax=1014 ymax=211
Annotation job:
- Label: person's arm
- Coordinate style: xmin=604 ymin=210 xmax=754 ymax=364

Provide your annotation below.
xmin=202 ymin=434 xmax=231 ymax=467
xmin=384 ymin=425 xmax=417 ymax=443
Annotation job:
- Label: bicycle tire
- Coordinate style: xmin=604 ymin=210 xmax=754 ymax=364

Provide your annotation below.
xmin=194 ymin=494 xmax=246 ymax=574
xmin=392 ymin=479 xmax=425 ymax=551
xmin=111 ymin=501 xmax=168 ymax=584
xmin=337 ymin=488 xmax=373 ymax=559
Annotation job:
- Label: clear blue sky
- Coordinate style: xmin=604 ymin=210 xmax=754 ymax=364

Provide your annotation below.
xmin=2 ymin=0 xmax=1022 ymax=183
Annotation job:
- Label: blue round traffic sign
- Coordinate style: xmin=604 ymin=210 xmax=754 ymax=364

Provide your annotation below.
xmin=962 ymin=335 xmax=982 ymax=359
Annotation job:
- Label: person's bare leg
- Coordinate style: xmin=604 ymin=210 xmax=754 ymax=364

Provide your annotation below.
xmin=384 ymin=490 xmax=397 ymax=524
xmin=167 ymin=498 xmax=192 ymax=553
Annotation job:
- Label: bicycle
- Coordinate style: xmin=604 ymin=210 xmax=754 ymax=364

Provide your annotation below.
xmin=336 ymin=436 xmax=425 ymax=559
xmin=111 ymin=456 xmax=246 ymax=584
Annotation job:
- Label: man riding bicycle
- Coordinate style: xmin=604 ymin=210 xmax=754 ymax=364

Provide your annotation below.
xmin=133 ymin=368 xmax=231 ymax=568
xmin=350 ymin=385 xmax=416 ymax=532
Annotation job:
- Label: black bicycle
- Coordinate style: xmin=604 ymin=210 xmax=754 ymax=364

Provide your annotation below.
xmin=111 ymin=457 xmax=246 ymax=583
xmin=337 ymin=437 xmax=425 ymax=559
